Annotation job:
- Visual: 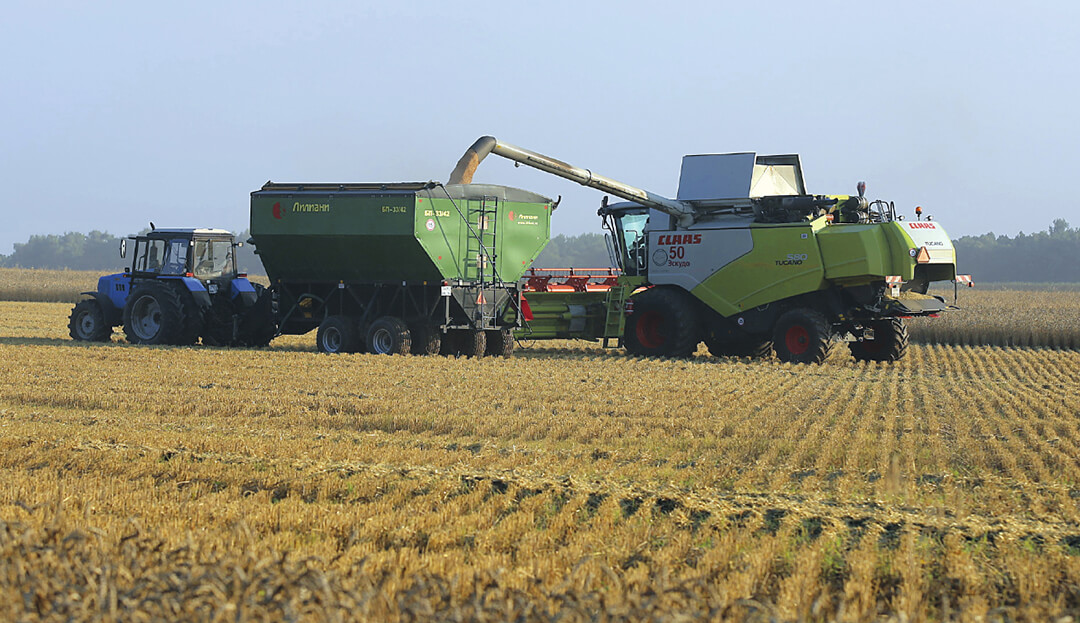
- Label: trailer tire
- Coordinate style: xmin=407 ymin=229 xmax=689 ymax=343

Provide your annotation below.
xmin=201 ymin=298 xmax=235 ymax=346
xmin=849 ymin=318 xmax=908 ymax=362
xmin=457 ymin=329 xmax=487 ymax=358
xmin=367 ymin=316 xmax=411 ymax=355
xmin=439 ymin=330 xmax=460 ymax=356
xmin=317 ymin=315 xmax=360 ymax=354
xmin=624 ymin=287 xmax=701 ymax=358
xmin=485 ymin=329 xmax=514 ymax=358
xmin=772 ymin=308 xmax=833 ymax=364
xmin=69 ymin=299 xmax=112 ymax=342
xmin=409 ymin=321 xmax=441 ymax=355
xmin=123 ymin=282 xmax=195 ymax=346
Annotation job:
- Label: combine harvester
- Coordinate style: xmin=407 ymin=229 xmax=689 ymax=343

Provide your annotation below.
xmin=69 ymin=136 xmax=969 ymax=363
xmin=448 ymin=136 xmax=970 ymax=363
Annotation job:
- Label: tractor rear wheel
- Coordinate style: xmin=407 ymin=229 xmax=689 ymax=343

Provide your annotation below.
xmin=623 ymin=287 xmax=701 ymax=357
xmin=772 ymin=308 xmax=833 ymax=364
xmin=849 ymin=318 xmax=909 ymax=362
xmin=123 ymin=282 xmax=196 ymax=346
xmin=69 ymin=299 xmax=112 ymax=342
xmin=367 ymin=316 xmax=411 ymax=355
xmin=317 ymin=315 xmax=361 ymax=354
xmin=485 ymin=329 xmax=515 ymax=358
xmin=409 ymin=321 xmax=442 ymax=355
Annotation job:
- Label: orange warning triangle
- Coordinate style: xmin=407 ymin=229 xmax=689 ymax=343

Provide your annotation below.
xmin=476 ymin=292 xmax=487 ymax=305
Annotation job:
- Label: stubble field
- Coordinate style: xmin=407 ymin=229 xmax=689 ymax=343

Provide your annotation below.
xmin=2 ymin=291 xmax=1080 ymax=621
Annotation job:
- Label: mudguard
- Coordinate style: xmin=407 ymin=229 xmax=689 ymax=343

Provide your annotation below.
xmin=231 ymin=277 xmax=258 ymax=307
xmin=160 ymin=276 xmax=211 ymax=308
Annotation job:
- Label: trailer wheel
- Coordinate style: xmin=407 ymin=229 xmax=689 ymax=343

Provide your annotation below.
xmin=849 ymin=318 xmax=908 ymax=362
xmin=409 ymin=321 xmax=441 ymax=355
xmin=439 ymin=330 xmax=460 ymax=356
xmin=201 ymin=298 xmax=236 ymax=346
xmin=772 ymin=308 xmax=833 ymax=364
xmin=236 ymin=284 xmax=276 ymax=347
xmin=317 ymin=315 xmax=360 ymax=354
xmin=367 ymin=316 xmax=411 ymax=355
xmin=123 ymin=282 xmax=195 ymax=346
xmin=485 ymin=329 xmax=514 ymax=358
xmin=69 ymin=299 xmax=112 ymax=342
xmin=457 ymin=329 xmax=487 ymax=358
xmin=623 ymin=287 xmax=700 ymax=357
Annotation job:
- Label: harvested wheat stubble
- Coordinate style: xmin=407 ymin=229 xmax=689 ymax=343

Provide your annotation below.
xmin=2 ymin=301 xmax=1080 ymax=621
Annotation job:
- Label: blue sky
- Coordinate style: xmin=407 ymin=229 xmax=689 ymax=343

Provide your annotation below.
xmin=2 ymin=1 xmax=1077 ymax=254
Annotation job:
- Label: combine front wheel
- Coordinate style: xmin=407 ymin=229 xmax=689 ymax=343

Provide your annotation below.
xmin=772 ymin=308 xmax=833 ymax=364
xmin=623 ymin=288 xmax=700 ymax=357
xmin=849 ymin=318 xmax=908 ymax=362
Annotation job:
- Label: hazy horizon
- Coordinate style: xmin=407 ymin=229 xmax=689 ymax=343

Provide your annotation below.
xmin=3 ymin=2 xmax=1078 ymax=255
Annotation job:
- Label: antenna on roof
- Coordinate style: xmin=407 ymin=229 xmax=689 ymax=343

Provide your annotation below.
xmin=149 ymin=222 xmax=156 ymax=231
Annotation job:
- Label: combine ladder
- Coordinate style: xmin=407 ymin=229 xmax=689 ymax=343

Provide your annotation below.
xmin=600 ymin=284 xmax=629 ymax=348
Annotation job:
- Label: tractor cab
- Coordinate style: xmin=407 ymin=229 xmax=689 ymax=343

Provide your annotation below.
xmin=128 ymin=229 xmax=240 ymax=290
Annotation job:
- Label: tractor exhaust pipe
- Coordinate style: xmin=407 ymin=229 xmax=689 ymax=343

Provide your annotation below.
xmin=449 ymin=136 xmax=696 ymax=227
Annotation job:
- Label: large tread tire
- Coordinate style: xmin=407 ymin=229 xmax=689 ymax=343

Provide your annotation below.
xmin=409 ymin=321 xmax=442 ymax=355
xmin=236 ymin=284 xmax=277 ymax=347
xmin=849 ymin=318 xmax=908 ymax=362
xmin=623 ymin=287 xmax=701 ymax=358
xmin=772 ymin=308 xmax=833 ymax=364
xmin=457 ymin=329 xmax=487 ymax=358
xmin=123 ymin=282 xmax=195 ymax=346
xmin=317 ymin=315 xmax=361 ymax=354
xmin=485 ymin=329 xmax=515 ymax=358
xmin=439 ymin=329 xmax=460 ymax=356
xmin=367 ymin=316 xmax=411 ymax=355
xmin=201 ymin=298 xmax=235 ymax=347
xmin=69 ymin=299 xmax=112 ymax=342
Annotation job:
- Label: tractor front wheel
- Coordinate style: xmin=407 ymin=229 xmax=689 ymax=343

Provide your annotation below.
xmin=623 ymin=288 xmax=701 ymax=357
xmin=69 ymin=299 xmax=112 ymax=342
xmin=367 ymin=316 xmax=411 ymax=355
xmin=772 ymin=308 xmax=833 ymax=364
xmin=849 ymin=318 xmax=909 ymax=362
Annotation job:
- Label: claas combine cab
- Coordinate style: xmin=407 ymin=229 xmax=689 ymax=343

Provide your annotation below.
xmin=451 ymin=136 xmax=966 ymax=363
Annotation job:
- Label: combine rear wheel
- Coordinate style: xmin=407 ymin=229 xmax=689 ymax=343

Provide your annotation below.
xmin=69 ymin=299 xmax=112 ymax=342
xmin=317 ymin=315 xmax=361 ymax=354
xmin=485 ymin=329 xmax=515 ymax=358
xmin=623 ymin=288 xmax=700 ymax=357
xmin=123 ymin=282 xmax=196 ymax=346
xmin=367 ymin=316 xmax=411 ymax=355
xmin=772 ymin=308 xmax=833 ymax=364
xmin=849 ymin=318 xmax=908 ymax=362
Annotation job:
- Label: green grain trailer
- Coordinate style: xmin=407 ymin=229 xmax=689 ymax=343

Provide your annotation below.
xmin=250 ymin=182 xmax=553 ymax=355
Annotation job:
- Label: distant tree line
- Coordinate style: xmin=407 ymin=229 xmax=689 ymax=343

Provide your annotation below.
xmin=3 ymin=220 xmax=1078 ymax=282
xmin=0 ymin=229 xmax=264 ymax=274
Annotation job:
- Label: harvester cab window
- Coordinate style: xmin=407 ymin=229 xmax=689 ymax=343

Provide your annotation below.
xmin=616 ymin=212 xmax=650 ymax=276
xmin=134 ymin=239 xmax=167 ymax=273
xmin=193 ymin=239 xmax=235 ymax=280
xmin=162 ymin=239 xmax=189 ymax=275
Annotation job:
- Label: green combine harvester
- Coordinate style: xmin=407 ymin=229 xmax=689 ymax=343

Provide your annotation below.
xmin=448 ymin=136 xmax=967 ymax=363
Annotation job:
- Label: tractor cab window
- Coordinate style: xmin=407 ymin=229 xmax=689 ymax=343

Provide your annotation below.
xmin=161 ymin=239 xmax=190 ymax=275
xmin=614 ymin=212 xmax=650 ymax=276
xmin=192 ymin=239 xmax=235 ymax=280
xmin=134 ymin=239 xmax=167 ymax=273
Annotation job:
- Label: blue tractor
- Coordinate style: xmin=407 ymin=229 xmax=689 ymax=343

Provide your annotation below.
xmin=68 ymin=227 xmax=275 ymax=346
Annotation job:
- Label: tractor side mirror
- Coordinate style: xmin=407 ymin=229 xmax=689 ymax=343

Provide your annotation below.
xmin=120 ymin=239 xmax=128 ymax=258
